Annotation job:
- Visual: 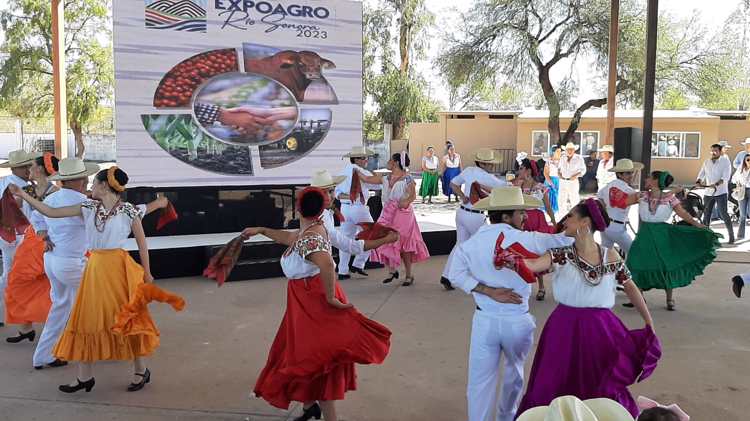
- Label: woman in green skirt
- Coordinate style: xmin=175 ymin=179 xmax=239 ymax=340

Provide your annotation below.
xmin=419 ymin=146 xmax=440 ymax=203
xmin=624 ymin=171 xmax=720 ymax=310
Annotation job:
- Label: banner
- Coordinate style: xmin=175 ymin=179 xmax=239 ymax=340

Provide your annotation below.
xmin=114 ymin=0 xmax=363 ymax=187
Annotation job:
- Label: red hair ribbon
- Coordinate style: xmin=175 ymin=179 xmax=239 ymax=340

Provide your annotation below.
xmin=585 ymin=198 xmax=607 ymax=231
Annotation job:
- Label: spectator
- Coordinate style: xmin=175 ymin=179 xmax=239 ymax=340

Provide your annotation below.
xmin=582 ymin=150 xmax=599 ymax=192
xmin=419 ymin=146 xmax=439 ymax=203
xmin=696 ymin=143 xmax=735 ymax=244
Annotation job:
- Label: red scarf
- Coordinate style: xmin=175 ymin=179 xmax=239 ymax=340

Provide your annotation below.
xmin=469 ymin=182 xmax=489 ymax=204
xmin=203 ymin=236 xmax=244 ymax=286
xmin=0 ymin=188 xmax=30 ymax=243
xmin=156 ymin=202 xmax=179 ymax=231
xmin=349 ymin=169 xmax=365 ymax=203
xmin=493 ymin=233 xmax=541 ymax=284
xmin=356 ymin=222 xmax=396 ymax=240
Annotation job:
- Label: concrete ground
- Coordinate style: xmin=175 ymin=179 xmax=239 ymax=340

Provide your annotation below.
xmin=0 ymin=254 xmax=748 ymax=421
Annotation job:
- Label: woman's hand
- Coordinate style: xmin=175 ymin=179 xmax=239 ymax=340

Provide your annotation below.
xmin=155 ymin=196 xmax=169 ymax=209
xmin=144 ymin=272 xmax=154 ymax=283
xmin=327 ymin=296 xmax=353 ymax=309
xmin=241 ymin=227 xmax=262 ymax=240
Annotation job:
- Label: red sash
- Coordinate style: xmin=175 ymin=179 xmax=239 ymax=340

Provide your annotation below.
xmin=350 ymin=170 xmax=365 ymax=203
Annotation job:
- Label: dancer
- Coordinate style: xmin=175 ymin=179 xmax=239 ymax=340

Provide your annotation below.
xmin=596 ymin=145 xmax=616 ymax=189
xmin=0 ymin=149 xmax=35 ymax=326
xmin=696 ymin=143 xmax=734 ymax=244
xmin=419 ymin=146 xmax=439 ymax=203
xmin=371 ymin=152 xmax=430 ymax=286
xmin=626 ymin=171 xmax=719 ymax=311
xmin=512 ymin=154 xmax=556 ymax=301
xmin=11 ymin=166 xmax=183 ymax=392
xmin=513 ymin=199 xmax=660 ymax=418
xmin=248 ymin=187 xmax=391 ymax=421
xmin=597 ymin=159 xmax=644 ymax=256
xmin=558 ymin=142 xmax=586 ymax=216
xmin=439 ymin=148 xmax=506 ymax=290
xmin=442 ymin=143 xmax=462 ymax=202
xmin=542 ymin=147 xmax=561 ymax=213
xmin=448 ymin=186 xmax=572 ymax=421
xmin=4 ymin=153 xmax=59 ymax=343
xmin=334 ymin=146 xmax=382 ymax=280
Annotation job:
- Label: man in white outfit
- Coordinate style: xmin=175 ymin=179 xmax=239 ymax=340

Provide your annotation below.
xmin=558 ymin=142 xmax=587 ymax=216
xmin=595 ymin=145 xmax=616 ymax=190
xmin=448 ymin=186 xmax=573 ymax=421
xmin=597 ymin=159 xmax=644 ymax=256
xmin=439 ymin=148 xmax=507 ymax=290
xmin=0 ymin=150 xmax=35 ymax=326
xmin=335 ymin=146 xmax=383 ymax=280
xmin=697 ymin=143 xmax=735 ymax=244
xmin=32 ymin=158 xmax=100 ymax=369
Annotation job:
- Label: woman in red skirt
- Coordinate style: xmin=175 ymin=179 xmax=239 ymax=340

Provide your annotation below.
xmin=242 ymin=187 xmax=391 ymax=421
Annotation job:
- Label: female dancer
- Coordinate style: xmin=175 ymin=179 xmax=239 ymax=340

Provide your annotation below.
xmin=513 ymin=154 xmax=556 ymax=300
xmin=511 ymin=198 xmax=660 ymax=418
xmin=371 ymin=152 xmax=430 ymax=286
xmin=247 ymin=187 xmax=391 ymax=421
xmin=10 ymin=166 xmax=183 ymax=393
xmin=625 ymin=171 xmax=719 ymax=311
xmin=441 ymin=144 xmax=462 ymax=202
xmin=543 ymin=147 xmax=561 ymax=214
xmin=731 ymin=154 xmax=750 ymax=239
xmin=419 ymin=146 xmax=439 ymax=203
xmin=4 ymin=153 xmax=58 ymax=343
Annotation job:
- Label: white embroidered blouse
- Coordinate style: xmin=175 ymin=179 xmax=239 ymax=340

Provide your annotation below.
xmin=280 ymin=232 xmax=332 ymax=279
xmin=81 ymin=200 xmax=143 ymax=250
xmin=550 ymin=246 xmax=632 ymax=309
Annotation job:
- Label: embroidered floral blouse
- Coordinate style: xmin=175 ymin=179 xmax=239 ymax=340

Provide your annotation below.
xmin=81 ymin=200 xmax=142 ymax=250
xmin=638 ymin=191 xmax=680 ymax=223
xmin=280 ymin=232 xmax=332 ymax=279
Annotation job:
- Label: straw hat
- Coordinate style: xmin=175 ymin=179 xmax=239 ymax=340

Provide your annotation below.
xmin=599 ymin=145 xmax=614 ymax=154
xmin=310 ymin=169 xmax=346 ymax=189
xmin=0 ymin=150 xmax=35 ymax=168
xmin=517 ymin=396 xmax=634 ymax=421
xmin=719 ymin=140 xmax=732 ymax=149
xmin=739 ymin=137 xmax=750 ymax=145
xmin=343 ymin=146 xmax=375 ymax=158
xmin=608 ymin=158 xmax=644 ymax=173
xmin=564 ymin=142 xmax=579 ymax=151
xmin=474 ymin=148 xmax=503 ymax=164
xmin=473 ymin=186 xmax=542 ymax=211
xmin=48 ymin=158 xmax=100 ymax=181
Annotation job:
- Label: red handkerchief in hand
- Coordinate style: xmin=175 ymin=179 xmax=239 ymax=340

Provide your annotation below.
xmin=493 ymin=233 xmax=541 ymax=284
xmin=356 ymin=222 xmax=396 ymax=241
xmin=0 ymin=188 xmax=29 ymax=243
xmin=203 ymin=236 xmax=244 ymax=286
xmin=469 ymin=182 xmax=489 ymax=204
xmin=156 ymin=202 xmax=178 ymax=231
xmin=609 ymin=187 xmax=629 ymax=210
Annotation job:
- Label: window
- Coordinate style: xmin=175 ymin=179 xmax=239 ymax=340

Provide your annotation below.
xmin=531 ymin=131 xmax=600 ymax=157
xmin=650 ymin=132 xmax=701 ymax=159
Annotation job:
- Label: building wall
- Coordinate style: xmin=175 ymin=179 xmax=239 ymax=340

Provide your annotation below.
xmin=718 ymin=119 xmax=750 ymax=145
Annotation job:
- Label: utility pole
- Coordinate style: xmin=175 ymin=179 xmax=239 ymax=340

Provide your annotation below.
xmin=52 ymin=0 xmax=68 ymax=157
xmin=640 ymin=0 xmax=658 ymax=187
xmin=605 ymin=0 xmax=620 ymax=146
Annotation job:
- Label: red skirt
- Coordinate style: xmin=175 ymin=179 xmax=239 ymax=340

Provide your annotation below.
xmin=253 ymin=274 xmax=392 ymax=409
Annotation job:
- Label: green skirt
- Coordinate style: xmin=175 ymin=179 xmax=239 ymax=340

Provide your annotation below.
xmin=626 ymin=222 xmax=720 ymax=291
xmin=419 ymin=171 xmax=439 ymax=196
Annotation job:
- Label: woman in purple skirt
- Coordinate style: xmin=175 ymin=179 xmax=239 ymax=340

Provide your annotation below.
xmin=511 ymin=198 xmax=661 ymax=418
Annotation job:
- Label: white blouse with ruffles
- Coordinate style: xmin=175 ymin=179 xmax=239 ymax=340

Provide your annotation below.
xmin=550 ymin=246 xmax=631 ymax=309
xmin=280 ymin=232 xmax=332 ymax=279
xmin=81 ymin=200 xmax=143 ymax=250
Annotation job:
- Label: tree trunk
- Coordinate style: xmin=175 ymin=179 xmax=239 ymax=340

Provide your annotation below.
xmin=399 ymin=21 xmax=411 ymax=74
xmin=393 ymin=117 xmax=407 ymax=140
xmin=539 ymin=67 xmax=562 ymax=146
xmin=71 ymin=124 xmax=85 ymax=159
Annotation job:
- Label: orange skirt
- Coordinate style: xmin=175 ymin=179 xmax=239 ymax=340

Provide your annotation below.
xmin=53 ymin=249 xmax=183 ymax=362
xmin=4 ymin=227 xmax=52 ymax=324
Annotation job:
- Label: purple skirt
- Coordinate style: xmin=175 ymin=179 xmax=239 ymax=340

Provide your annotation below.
xmin=516 ymin=304 xmax=661 ymax=418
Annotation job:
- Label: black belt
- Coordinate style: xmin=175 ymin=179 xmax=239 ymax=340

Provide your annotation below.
xmin=461 ymin=205 xmax=484 ymax=214
xmin=611 ymin=219 xmax=626 ymax=225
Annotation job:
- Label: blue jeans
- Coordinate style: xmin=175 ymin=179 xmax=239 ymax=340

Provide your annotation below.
xmin=739 ymin=189 xmax=750 ymax=238
xmin=703 ymin=193 xmax=735 ymax=242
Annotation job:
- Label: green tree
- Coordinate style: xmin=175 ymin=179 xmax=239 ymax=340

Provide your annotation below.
xmin=0 ymin=0 xmax=112 ymax=158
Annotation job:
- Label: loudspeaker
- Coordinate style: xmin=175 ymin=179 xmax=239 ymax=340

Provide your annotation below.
xmin=613 ymin=127 xmax=645 ymax=162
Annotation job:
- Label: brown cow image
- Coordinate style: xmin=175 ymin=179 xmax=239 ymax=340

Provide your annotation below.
xmin=244 ymin=50 xmax=338 ymax=104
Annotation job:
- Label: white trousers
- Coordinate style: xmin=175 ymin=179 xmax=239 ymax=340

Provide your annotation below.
xmin=467 ymin=310 xmax=536 ymax=421
xmin=0 ymin=237 xmax=21 ymax=323
xmin=557 ymin=179 xmax=580 ymax=216
xmin=338 ymin=203 xmax=373 ymax=274
xmin=442 ymin=208 xmax=487 ymax=278
xmin=32 ymin=254 xmax=85 ymax=367
xmin=600 ymin=222 xmax=633 ymax=255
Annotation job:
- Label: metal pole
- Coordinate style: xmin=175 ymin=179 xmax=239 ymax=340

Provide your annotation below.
xmin=52 ymin=0 xmax=68 ymax=158
xmin=641 ymin=0 xmax=658 ymax=188
xmin=605 ymin=0 xmax=620 ymax=146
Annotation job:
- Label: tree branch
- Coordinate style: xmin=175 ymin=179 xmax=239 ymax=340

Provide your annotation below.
xmin=538 ymin=6 xmax=573 ymax=44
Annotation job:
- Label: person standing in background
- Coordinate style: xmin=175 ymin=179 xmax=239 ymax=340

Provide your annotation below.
xmin=696 ymin=143 xmax=735 ymax=245
xmin=581 ymin=150 xmax=599 ymax=193
xmin=419 ymin=146 xmax=439 ymax=204
xmin=732 ymin=138 xmax=750 ymax=169
xmin=442 ymin=143 xmax=462 ymax=203
xmin=596 ymin=145 xmax=616 ymax=190
xmin=543 ymin=147 xmax=561 ymax=214
xmin=558 ymin=142 xmax=587 ymax=216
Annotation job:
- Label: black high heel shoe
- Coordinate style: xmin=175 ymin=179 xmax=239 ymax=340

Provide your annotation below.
xmin=402 ymin=276 xmax=415 ymax=287
xmin=7 ymin=330 xmax=36 ymax=343
xmin=294 ymin=403 xmax=322 ymax=421
xmin=382 ymin=271 xmax=399 ymax=284
xmin=127 ymin=368 xmax=151 ymax=392
xmin=59 ymin=378 xmax=95 ymax=393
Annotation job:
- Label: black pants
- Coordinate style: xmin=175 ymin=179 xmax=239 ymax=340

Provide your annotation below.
xmin=703 ymin=193 xmax=735 ymax=242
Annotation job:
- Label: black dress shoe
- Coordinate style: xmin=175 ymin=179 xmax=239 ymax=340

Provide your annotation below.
xmin=338 ymin=274 xmax=351 ymax=280
xmin=732 ymin=275 xmax=744 ymax=298
xmin=294 ymin=403 xmax=322 ymax=421
xmin=440 ymin=276 xmax=455 ymax=291
xmin=351 ymin=267 xmax=369 ymax=277
xmin=127 ymin=368 xmax=151 ymax=392
xmin=34 ymin=359 xmax=68 ymax=370
xmin=59 ymin=377 xmax=95 ymax=393
xmin=7 ymin=330 xmax=36 ymax=343
xmin=382 ymin=271 xmax=399 ymax=284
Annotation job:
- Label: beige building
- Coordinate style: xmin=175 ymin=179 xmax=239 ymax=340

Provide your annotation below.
xmin=407 ymin=109 xmax=750 ymax=183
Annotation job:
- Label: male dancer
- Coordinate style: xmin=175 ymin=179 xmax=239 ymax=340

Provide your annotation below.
xmin=0 ymin=150 xmax=35 ymax=326
xmin=334 ymin=147 xmax=383 ymax=280
xmin=448 ymin=186 xmax=572 ymax=421
xmin=439 ymin=148 xmax=506 ymax=290
xmin=597 ymin=159 xmax=644 ymax=256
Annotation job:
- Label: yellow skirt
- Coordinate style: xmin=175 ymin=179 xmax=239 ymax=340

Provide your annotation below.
xmin=53 ymin=249 xmax=165 ymax=362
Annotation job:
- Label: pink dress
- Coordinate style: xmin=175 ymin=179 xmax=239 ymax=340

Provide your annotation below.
xmin=521 ymin=182 xmax=555 ymax=233
xmin=369 ymin=175 xmax=430 ymax=267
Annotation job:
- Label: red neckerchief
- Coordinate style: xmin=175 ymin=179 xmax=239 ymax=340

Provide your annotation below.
xmin=609 ymin=187 xmax=629 ymax=209
xmin=469 ymin=182 xmax=489 ymax=204
xmin=0 ymin=188 xmax=30 ymax=243
xmin=493 ymin=233 xmax=541 ymax=284
xmin=333 ymin=207 xmax=345 ymax=223
xmin=349 ymin=169 xmax=364 ymax=203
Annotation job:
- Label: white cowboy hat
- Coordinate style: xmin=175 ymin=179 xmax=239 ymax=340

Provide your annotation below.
xmin=599 ymin=145 xmax=614 ymax=153
xmin=473 ymin=186 xmax=542 ymax=211
xmin=343 ymin=146 xmax=375 ymax=158
xmin=608 ymin=158 xmax=644 ymax=173
xmin=719 ymin=140 xmax=732 ymax=149
xmin=739 ymin=137 xmax=750 ymax=145
xmin=474 ymin=148 xmax=503 ymax=164
xmin=48 ymin=158 xmax=100 ymax=181
xmin=0 ymin=150 xmax=35 ymax=168
xmin=517 ymin=396 xmax=634 ymax=421
xmin=310 ymin=169 xmax=346 ymax=189
xmin=564 ymin=142 xmax=579 ymax=151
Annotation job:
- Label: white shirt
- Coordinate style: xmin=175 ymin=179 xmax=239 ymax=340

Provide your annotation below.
xmin=321 ymin=209 xmax=365 ymax=255
xmin=444 ymin=154 xmax=461 ymax=168
xmin=335 ymin=163 xmax=374 ymax=205
xmin=551 ymin=246 xmax=624 ymax=309
xmin=422 ymin=155 xmax=439 ymax=170
xmin=450 ymin=167 xmax=507 ymax=210
xmin=448 ymin=223 xmax=573 ymax=315
xmin=597 ymin=179 xmax=636 ymax=223
xmin=697 ymin=156 xmax=732 ymax=196
xmin=382 ymin=175 xmax=414 ymax=203
xmin=43 ymin=188 xmax=88 ymax=258
xmin=732 ymin=167 xmax=750 ymax=188
xmin=559 ymin=154 xmax=587 ymax=179
xmin=595 ymin=158 xmax=616 ymax=187
xmin=280 ymin=232 xmax=330 ymax=279
xmin=0 ymin=174 xmax=33 ymax=222
xmin=81 ymin=200 xmax=140 ymax=250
